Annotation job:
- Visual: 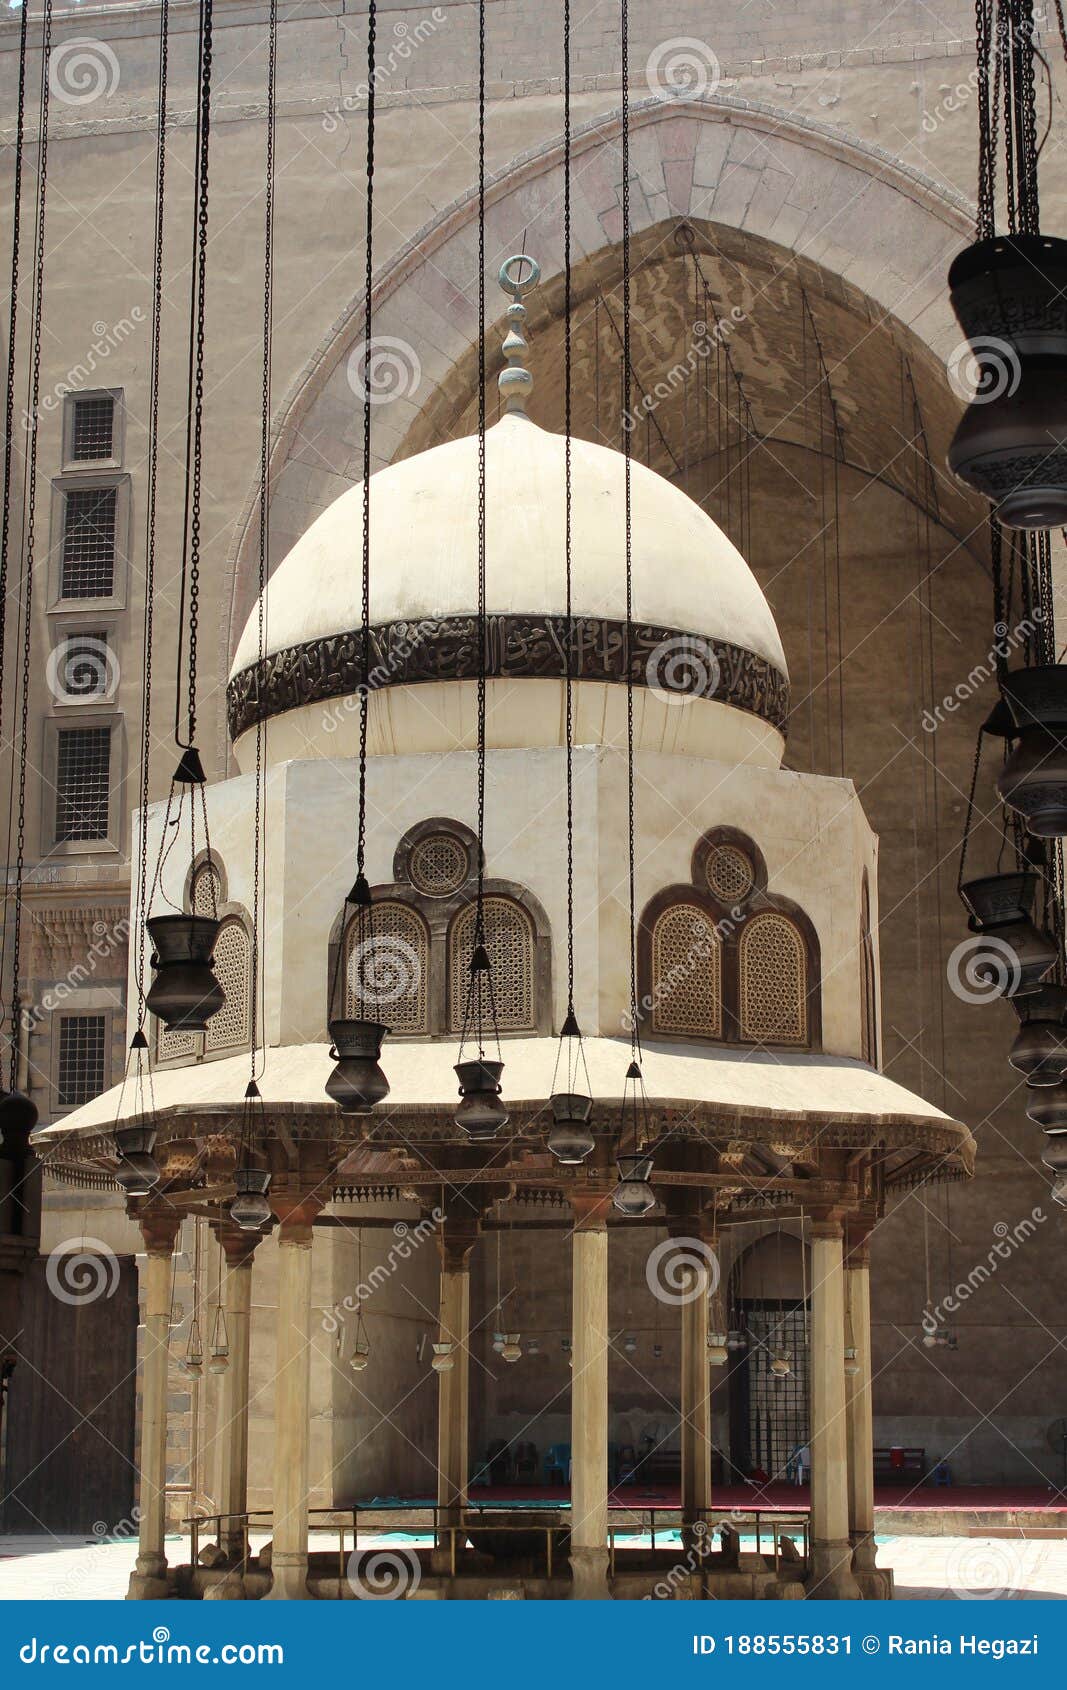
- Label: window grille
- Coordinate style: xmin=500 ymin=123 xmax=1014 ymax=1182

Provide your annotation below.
xmin=408 ymin=832 xmax=469 ymax=897
xmin=70 ymin=395 xmax=115 ymax=462
xmin=650 ymin=902 xmax=722 ymax=1038
xmin=741 ymin=1302 xmax=810 ymax=1480
xmin=190 ymin=861 xmax=222 ymax=917
xmin=57 ymin=1014 xmax=107 ymax=1107
xmin=204 ymin=920 xmax=249 ymax=1051
xmin=53 ymin=631 xmax=111 ymax=700
xmin=705 ymin=843 xmax=754 ymax=905
xmin=449 ymin=897 xmax=535 ymax=1033
xmin=61 ymin=486 xmax=117 ymax=598
xmin=345 ymin=901 xmax=429 ymax=1035
xmin=55 ymin=725 xmax=111 ymax=842
xmin=155 ymin=1021 xmax=196 ymax=1063
xmin=739 ymin=913 xmax=808 ymax=1045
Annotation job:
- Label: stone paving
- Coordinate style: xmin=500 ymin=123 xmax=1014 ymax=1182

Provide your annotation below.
xmin=2 ymin=1533 xmax=1067 ymax=1600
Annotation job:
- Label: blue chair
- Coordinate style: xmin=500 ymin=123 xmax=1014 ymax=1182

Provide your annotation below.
xmin=543 ymin=1442 xmax=571 ymax=1485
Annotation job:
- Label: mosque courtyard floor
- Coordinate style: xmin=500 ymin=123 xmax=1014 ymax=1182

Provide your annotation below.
xmin=1 ymin=1529 xmax=1066 ymax=1600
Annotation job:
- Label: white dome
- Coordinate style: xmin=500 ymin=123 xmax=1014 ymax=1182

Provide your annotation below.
xmin=228 ymin=413 xmax=789 ymax=770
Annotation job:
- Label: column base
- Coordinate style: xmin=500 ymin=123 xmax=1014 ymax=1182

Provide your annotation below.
xmin=263 ymin=1553 xmax=309 ymax=1600
xmin=807 ymin=1540 xmax=862 ymax=1600
xmin=204 ymin=1571 xmax=248 ymax=1601
xmin=127 ymin=1556 xmax=169 ymax=1601
xmin=850 ymin=1529 xmax=879 ymax=1574
xmin=569 ymin=1545 xmax=610 ymax=1600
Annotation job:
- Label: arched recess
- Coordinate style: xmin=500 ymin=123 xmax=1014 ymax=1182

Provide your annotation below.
xmin=223 ymin=94 xmax=978 ymax=688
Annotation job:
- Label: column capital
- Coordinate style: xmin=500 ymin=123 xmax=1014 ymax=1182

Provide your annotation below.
xmin=844 ymin=1219 xmax=873 ymax=1267
xmin=570 ymin=1189 xmax=612 ymax=1231
xmin=211 ymin=1219 xmax=261 ymax=1268
xmin=137 ymin=1207 xmax=182 ymax=1258
xmin=270 ymin=1189 xmax=324 ymax=1244
xmin=438 ymin=1219 xmax=479 ymax=1272
xmin=809 ymin=1216 xmax=844 ymax=1242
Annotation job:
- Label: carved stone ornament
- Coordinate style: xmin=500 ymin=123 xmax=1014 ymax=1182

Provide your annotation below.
xmin=227 ymin=615 xmax=790 ymax=742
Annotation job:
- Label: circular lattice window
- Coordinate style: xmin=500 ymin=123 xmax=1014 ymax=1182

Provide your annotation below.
xmin=705 ymin=844 xmax=754 ymax=904
xmin=409 ymin=832 xmax=469 ymax=897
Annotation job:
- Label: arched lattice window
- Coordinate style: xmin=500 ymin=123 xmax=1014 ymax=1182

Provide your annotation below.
xmin=190 ymin=860 xmax=222 ymax=916
xmin=650 ymin=903 xmax=723 ymax=1038
xmin=343 ymin=900 xmax=430 ymax=1035
xmin=448 ymin=897 xmax=535 ymax=1034
xmin=204 ymin=919 xmax=251 ymax=1052
xmin=739 ymin=913 xmax=808 ymax=1046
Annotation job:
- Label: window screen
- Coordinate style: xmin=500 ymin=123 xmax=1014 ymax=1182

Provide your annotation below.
xmin=70 ymin=395 xmax=115 ymax=462
xmin=57 ymin=1014 xmax=107 ymax=1107
xmin=55 ymin=725 xmax=111 ymax=842
xmin=61 ymin=487 xmax=117 ymax=598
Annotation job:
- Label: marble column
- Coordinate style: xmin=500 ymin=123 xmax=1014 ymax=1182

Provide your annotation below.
xmin=570 ymin=1194 xmax=610 ymax=1600
xmin=213 ymin=1225 xmax=258 ymax=1564
xmin=678 ymin=1249 xmax=712 ymax=1539
xmin=845 ymin=1225 xmax=884 ymax=1591
xmin=435 ymin=1221 xmax=477 ymax=1544
xmin=127 ymin=1208 xmax=182 ymax=1600
xmin=808 ymin=1219 xmax=861 ymax=1599
xmin=264 ymin=1196 xmax=321 ymax=1600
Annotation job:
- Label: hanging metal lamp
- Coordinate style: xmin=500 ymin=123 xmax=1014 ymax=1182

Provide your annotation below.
xmin=547 ymin=1011 xmax=595 ymax=1164
xmin=208 ymin=1306 xmax=230 ymax=1375
xmin=613 ymin=1062 xmax=655 ymax=1215
xmin=1010 ymin=985 xmax=1067 ymax=1085
xmin=146 ymin=757 xmax=226 ymax=1033
xmin=229 ymin=1083 xmax=271 ymax=1231
xmin=326 ymin=877 xmax=391 ymax=1113
xmin=112 ymin=1031 xmax=161 ymax=1197
xmin=960 ymin=871 xmax=1057 ymax=996
xmin=184 ymin=1315 xmax=204 ymax=1379
xmin=996 ymin=667 xmax=1067 ymax=838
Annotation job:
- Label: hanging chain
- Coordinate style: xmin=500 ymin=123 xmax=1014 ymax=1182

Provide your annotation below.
xmin=175 ymin=0 xmax=214 ymax=748
xmin=356 ymin=0 xmax=377 ymax=888
xmin=475 ymin=0 xmax=487 ymax=950
xmin=563 ymin=0 xmax=576 ymax=1020
xmin=135 ymin=0 xmax=171 ymax=1026
xmin=250 ymin=0 xmax=277 ymax=1077
xmin=976 ymin=0 xmax=995 ymax=238
xmin=621 ymin=0 xmax=639 ymax=1060
xmin=0 ymin=0 xmax=29 ymax=1051
xmin=9 ymin=0 xmax=54 ymax=1087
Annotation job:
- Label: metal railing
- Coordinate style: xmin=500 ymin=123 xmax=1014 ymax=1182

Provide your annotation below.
xmin=607 ymin=1505 xmax=810 ymax=1577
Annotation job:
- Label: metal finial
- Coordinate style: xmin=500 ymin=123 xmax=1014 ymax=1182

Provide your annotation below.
xmin=498 ymin=253 xmax=541 ymax=417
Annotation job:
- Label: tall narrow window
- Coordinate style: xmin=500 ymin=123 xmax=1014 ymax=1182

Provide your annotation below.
xmin=61 ymin=486 xmax=117 ymax=598
xmin=739 ymin=913 xmax=808 ymax=1046
xmin=345 ymin=901 xmax=430 ymax=1035
xmin=448 ymin=897 xmax=535 ymax=1033
xmin=650 ymin=902 xmax=723 ymax=1038
xmin=55 ymin=725 xmax=111 ymax=842
xmin=57 ymin=1014 xmax=107 ymax=1107
xmin=70 ymin=395 xmax=115 ymax=462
